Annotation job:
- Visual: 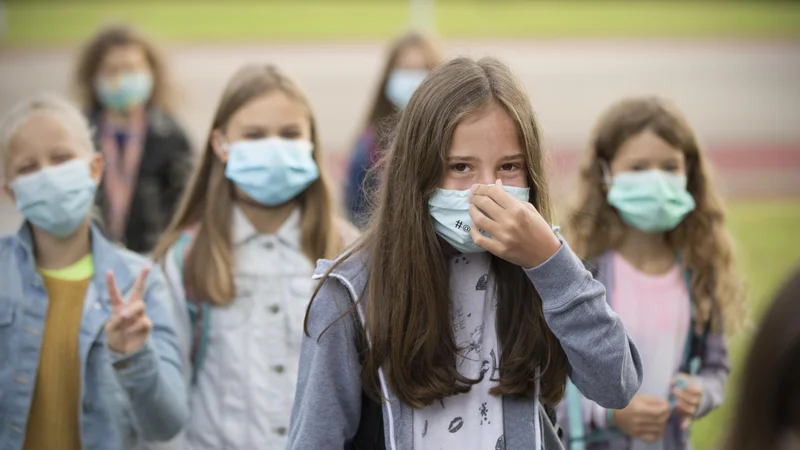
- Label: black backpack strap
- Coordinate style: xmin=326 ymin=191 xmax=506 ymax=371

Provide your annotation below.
xmin=544 ymin=403 xmax=557 ymax=427
xmin=343 ymin=287 xmax=385 ymax=450
xmin=350 ymin=390 xmax=385 ymax=450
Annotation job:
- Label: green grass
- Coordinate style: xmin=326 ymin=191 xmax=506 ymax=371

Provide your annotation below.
xmin=691 ymin=201 xmax=800 ymax=449
xmin=2 ymin=1 xmax=800 ymax=47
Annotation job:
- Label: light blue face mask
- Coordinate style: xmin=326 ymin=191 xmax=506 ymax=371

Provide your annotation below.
xmin=224 ymin=137 xmax=320 ymax=207
xmin=385 ymin=69 xmax=429 ymax=110
xmin=95 ymin=71 xmax=153 ymax=112
xmin=607 ymin=169 xmax=696 ymax=233
xmin=10 ymin=159 xmax=97 ymax=237
xmin=429 ymin=185 xmax=531 ymax=254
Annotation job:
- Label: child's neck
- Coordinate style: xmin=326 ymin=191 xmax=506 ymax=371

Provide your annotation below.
xmin=105 ymin=109 xmax=130 ymax=127
xmin=238 ymin=198 xmax=298 ymax=235
xmin=616 ymin=227 xmax=675 ymax=275
xmin=33 ymin=221 xmax=92 ymax=271
xmin=105 ymin=107 xmax=143 ymax=128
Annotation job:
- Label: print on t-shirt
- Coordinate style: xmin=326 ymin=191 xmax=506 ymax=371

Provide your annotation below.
xmin=413 ymin=253 xmax=505 ymax=449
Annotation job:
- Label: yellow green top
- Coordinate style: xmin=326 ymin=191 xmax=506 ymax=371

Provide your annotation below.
xmin=38 ymin=254 xmax=94 ymax=281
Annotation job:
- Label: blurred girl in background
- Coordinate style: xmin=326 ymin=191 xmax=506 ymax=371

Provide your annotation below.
xmin=559 ymin=97 xmax=746 ymax=450
xmin=152 ymin=64 xmax=355 ymax=450
xmin=345 ymin=30 xmax=442 ymax=228
xmin=73 ymin=23 xmax=193 ymax=254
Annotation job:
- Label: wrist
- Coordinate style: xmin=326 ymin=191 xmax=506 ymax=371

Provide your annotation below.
xmin=607 ymin=409 xmax=617 ymax=430
xmin=523 ymin=234 xmax=562 ymax=269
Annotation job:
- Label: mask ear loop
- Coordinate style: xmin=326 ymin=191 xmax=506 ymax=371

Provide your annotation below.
xmin=599 ymin=159 xmax=613 ymax=189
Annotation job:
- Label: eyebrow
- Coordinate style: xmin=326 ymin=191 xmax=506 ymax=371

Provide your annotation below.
xmin=446 ymin=153 xmax=525 ymax=163
xmin=447 ymin=156 xmax=479 ymax=163
xmin=500 ymin=154 xmax=525 ymax=162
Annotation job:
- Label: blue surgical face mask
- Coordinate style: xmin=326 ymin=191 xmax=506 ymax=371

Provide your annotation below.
xmin=224 ymin=137 xmax=319 ymax=207
xmin=429 ymin=185 xmax=531 ymax=254
xmin=95 ymin=71 xmax=153 ymax=112
xmin=10 ymin=159 xmax=97 ymax=237
xmin=385 ymin=69 xmax=428 ymax=110
xmin=607 ymin=169 xmax=696 ymax=233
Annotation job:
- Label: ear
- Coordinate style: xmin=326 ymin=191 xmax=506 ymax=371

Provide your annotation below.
xmin=211 ymin=130 xmax=229 ymax=164
xmin=89 ymin=153 xmax=104 ymax=185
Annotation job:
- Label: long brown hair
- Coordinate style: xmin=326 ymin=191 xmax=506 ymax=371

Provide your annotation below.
xmin=564 ymin=97 xmax=746 ymax=334
xmin=152 ymin=64 xmax=344 ymax=305
xmin=311 ymin=57 xmax=567 ymax=408
xmin=364 ymin=31 xmax=442 ymax=130
xmin=723 ymin=267 xmax=800 ymax=450
xmin=72 ymin=23 xmax=173 ymax=113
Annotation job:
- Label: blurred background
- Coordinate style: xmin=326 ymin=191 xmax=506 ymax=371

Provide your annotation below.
xmin=0 ymin=1 xmax=798 ymax=448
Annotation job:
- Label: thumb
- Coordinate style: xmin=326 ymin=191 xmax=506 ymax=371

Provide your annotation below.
xmin=496 ymin=178 xmax=503 ymax=189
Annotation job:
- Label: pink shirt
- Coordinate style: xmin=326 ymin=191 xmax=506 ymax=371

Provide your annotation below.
xmin=571 ymin=253 xmax=692 ymax=449
xmin=612 ymin=252 xmax=690 ymax=401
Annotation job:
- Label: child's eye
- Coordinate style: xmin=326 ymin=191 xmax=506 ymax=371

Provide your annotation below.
xmin=17 ymin=164 xmax=38 ymax=175
xmin=244 ymin=132 xmax=266 ymax=140
xmin=450 ymin=163 xmax=469 ymax=173
xmin=52 ymin=154 xmax=73 ymax=164
xmin=500 ymin=163 xmax=519 ymax=171
xmin=662 ymin=164 xmax=680 ymax=173
xmin=281 ymin=130 xmax=301 ymax=139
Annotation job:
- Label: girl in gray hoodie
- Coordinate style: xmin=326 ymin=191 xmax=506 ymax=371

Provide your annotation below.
xmin=287 ymin=56 xmax=643 ymax=450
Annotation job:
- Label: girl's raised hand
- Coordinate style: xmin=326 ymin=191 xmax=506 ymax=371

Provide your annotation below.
xmin=468 ymin=179 xmax=561 ymax=268
xmin=104 ymin=267 xmax=153 ymax=355
xmin=672 ymin=374 xmax=703 ymax=429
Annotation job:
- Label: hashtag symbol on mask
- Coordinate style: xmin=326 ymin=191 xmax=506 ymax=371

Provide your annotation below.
xmin=455 ymin=220 xmax=471 ymax=232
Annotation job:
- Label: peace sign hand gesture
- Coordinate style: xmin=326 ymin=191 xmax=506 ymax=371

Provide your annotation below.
xmin=105 ymin=266 xmax=153 ymax=355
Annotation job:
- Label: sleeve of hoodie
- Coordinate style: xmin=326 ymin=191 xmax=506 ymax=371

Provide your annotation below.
xmin=694 ymin=331 xmax=730 ymax=418
xmin=109 ymin=265 xmax=189 ymax=441
xmin=524 ymin=238 xmax=643 ymax=409
xmin=287 ymin=276 xmax=363 ymax=449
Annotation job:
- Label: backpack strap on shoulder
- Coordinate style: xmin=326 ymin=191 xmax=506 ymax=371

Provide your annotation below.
xmin=173 ymin=228 xmax=211 ymax=386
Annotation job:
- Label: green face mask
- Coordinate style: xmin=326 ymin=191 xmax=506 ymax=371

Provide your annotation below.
xmin=607 ymin=169 xmax=696 ymax=233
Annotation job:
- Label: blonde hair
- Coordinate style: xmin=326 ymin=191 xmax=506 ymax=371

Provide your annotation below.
xmin=564 ymin=97 xmax=746 ymax=334
xmin=152 ymin=64 xmax=345 ymax=305
xmin=1 ymin=93 xmax=94 ymax=173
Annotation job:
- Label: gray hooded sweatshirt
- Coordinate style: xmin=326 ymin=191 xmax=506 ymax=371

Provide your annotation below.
xmin=287 ymin=239 xmax=643 ymax=449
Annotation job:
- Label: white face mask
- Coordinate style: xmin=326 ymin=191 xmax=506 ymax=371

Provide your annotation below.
xmin=10 ymin=159 xmax=97 ymax=237
xmin=384 ymin=69 xmax=429 ymax=109
xmin=223 ymin=137 xmax=319 ymax=206
xmin=428 ymin=185 xmax=530 ymax=253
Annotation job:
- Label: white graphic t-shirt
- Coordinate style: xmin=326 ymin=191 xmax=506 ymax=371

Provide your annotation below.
xmin=412 ymin=252 xmax=506 ymax=450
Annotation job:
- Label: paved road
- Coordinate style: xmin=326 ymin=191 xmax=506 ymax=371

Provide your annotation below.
xmin=1 ymin=40 xmax=799 ymax=233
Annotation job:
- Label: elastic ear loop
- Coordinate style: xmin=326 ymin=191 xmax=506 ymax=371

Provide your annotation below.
xmin=599 ymin=160 xmax=613 ymax=189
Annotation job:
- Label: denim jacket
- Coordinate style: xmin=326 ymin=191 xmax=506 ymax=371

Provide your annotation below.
xmin=0 ymin=224 xmax=188 ymax=450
